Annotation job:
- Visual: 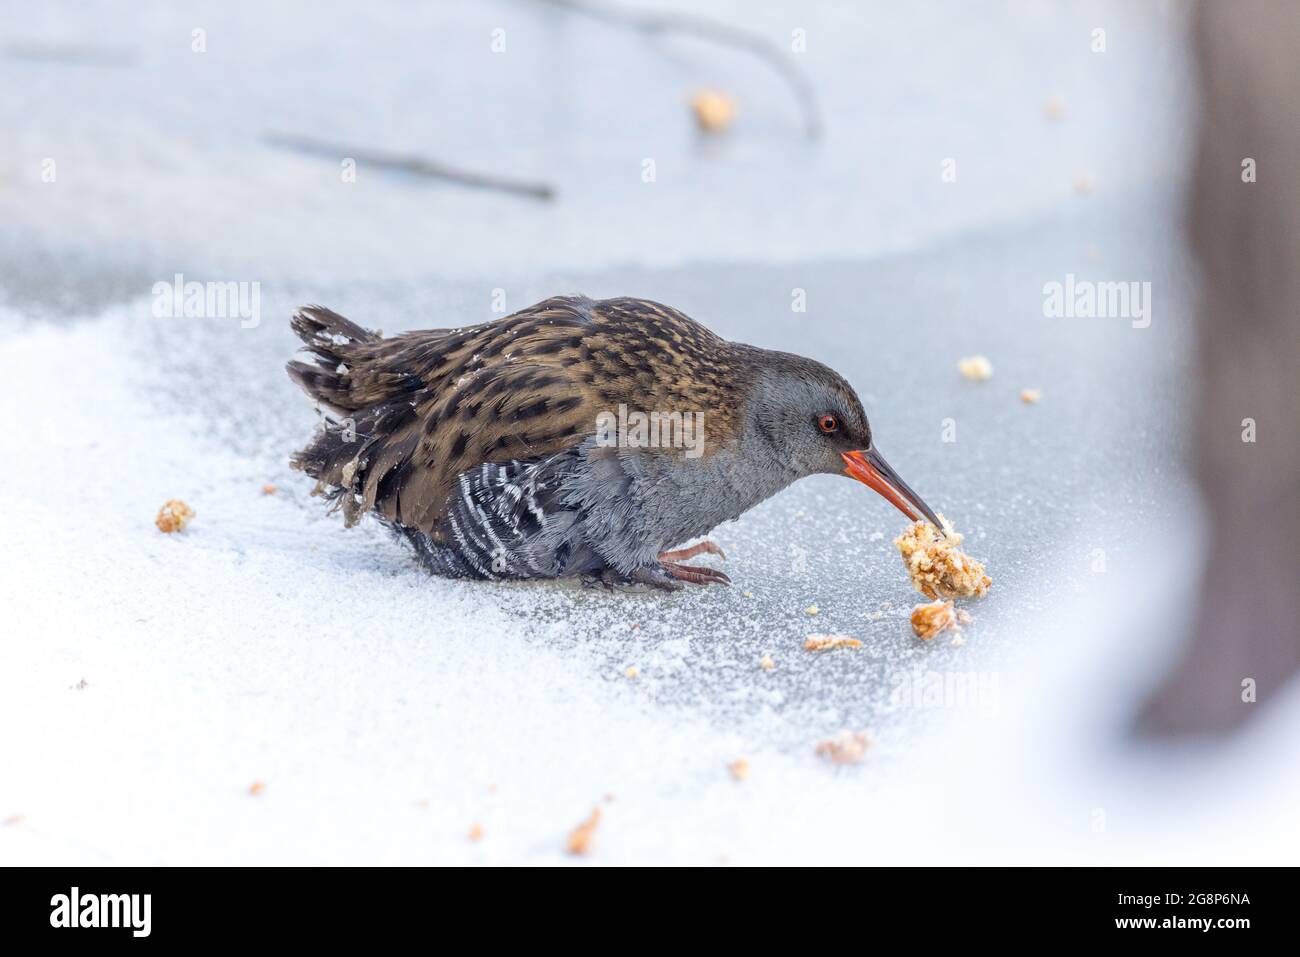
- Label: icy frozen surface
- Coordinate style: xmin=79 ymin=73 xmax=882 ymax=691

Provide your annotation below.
xmin=3 ymin=1 xmax=1298 ymax=864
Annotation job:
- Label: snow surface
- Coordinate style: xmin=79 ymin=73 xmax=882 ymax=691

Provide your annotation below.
xmin=3 ymin=0 xmax=1297 ymax=865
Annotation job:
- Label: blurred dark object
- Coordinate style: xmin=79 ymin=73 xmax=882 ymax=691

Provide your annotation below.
xmin=265 ymin=133 xmax=556 ymax=201
xmin=1141 ymin=0 xmax=1300 ymax=733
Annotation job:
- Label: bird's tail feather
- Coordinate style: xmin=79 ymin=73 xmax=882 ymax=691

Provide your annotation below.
xmin=287 ymin=304 xmax=435 ymax=527
xmin=285 ymin=304 xmax=380 ymax=413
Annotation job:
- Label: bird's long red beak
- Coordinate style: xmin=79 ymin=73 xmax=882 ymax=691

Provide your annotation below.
xmin=841 ymin=448 xmax=944 ymax=529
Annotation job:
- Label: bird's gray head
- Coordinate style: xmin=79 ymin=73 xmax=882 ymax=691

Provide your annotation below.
xmin=743 ymin=351 xmax=944 ymax=527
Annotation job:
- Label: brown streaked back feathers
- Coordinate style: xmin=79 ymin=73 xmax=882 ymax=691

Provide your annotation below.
xmin=287 ymin=296 xmax=752 ymax=539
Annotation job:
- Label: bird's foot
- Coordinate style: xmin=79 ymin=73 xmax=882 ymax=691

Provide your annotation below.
xmin=583 ymin=565 xmax=684 ymax=592
xmin=581 ymin=551 xmax=728 ymax=591
xmin=657 ymin=540 xmax=727 ymax=563
xmin=661 ymin=561 xmax=731 ymax=586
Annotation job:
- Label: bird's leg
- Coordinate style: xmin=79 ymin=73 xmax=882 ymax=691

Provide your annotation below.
xmin=657 ymin=540 xmax=727 ymax=563
xmin=656 ymin=540 xmax=729 ymax=586
xmin=661 ymin=561 xmax=731 ymax=586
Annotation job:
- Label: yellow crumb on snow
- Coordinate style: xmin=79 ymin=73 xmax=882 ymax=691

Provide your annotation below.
xmin=566 ymin=806 xmax=602 ymax=856
xmin=910 ymin=599 xmax=957 ymax=640
xmin=1020 ymin=388 xmax=1042 ymax=404
xmin=804 ymin=634 xmax=862 ymax=651
xmin=248 ymin=781 xmax=266 ymax=796
xmin=727 ymin=758 xmax=750 ymax=781
xmin=759 ymin=654 xmax=775 ymax=671
xmin=957 ymin=355 xmax=994 ymax=381
xmin=691 ymin=89 xmax=736 ymax=131
xmin=804 ymin=605 xmax=819 ymax=616
xmin=468 ymin=822 xmax=485 ymax=842
xmin=1074 ymin=172 xmax=1094 ymax=193
xmin=912 ymin=601 xmax=975 ymax=641
xmin=815 ymin=731 xmax=873 ymax=765
xmin=155 ymin=499 xmax=194 ymax=533
xmin=894 ymin=518 xmax=991 ymax=600
xmin=1043 ymin=94 xmax=1066 ymax=120
xmin=624 ymin=666 xmax=639 ymax=679
xmin=261 ymin=483 xmax=277 ymax=495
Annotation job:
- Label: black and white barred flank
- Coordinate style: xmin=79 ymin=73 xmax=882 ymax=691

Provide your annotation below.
xmin=394 ymin=455 xmax=577 ymax=580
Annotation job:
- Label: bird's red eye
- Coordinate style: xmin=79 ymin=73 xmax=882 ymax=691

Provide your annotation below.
xmin=818 ymin=414 xmax=839 ymax=434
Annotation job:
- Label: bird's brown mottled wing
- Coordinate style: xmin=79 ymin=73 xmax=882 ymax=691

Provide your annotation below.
xmin=288 ymin=296 xmax=746 ymax=539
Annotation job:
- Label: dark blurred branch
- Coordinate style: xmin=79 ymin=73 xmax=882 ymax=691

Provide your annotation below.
xmin=4 ymin=43 xmax=136 ymax=67
xmin=538 ymin=0 xmax=823 ymax=140
xmin=265 ymin=133 xmax=556 ymax=201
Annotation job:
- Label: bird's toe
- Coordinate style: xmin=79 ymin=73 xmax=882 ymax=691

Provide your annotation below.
xmin=585 ymin=565 xmax=684 ymax=591
xmin=662 ymin=561 xmax=732 ymax=586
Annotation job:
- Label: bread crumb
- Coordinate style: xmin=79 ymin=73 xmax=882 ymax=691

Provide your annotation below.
xmin=1044 ymin=94 xmax=1066 ymax=120
xmin=742 ymin=590 xmax=754 ymax=598
xmin=468 ymin=822 xmax=485 ymax=842
xmin=958 ymin=355 xmax=994 ymax=381
xmin=1074 ymin=172 xmax=1094 ymax=193
xmin=804 ymin=634 xmax=862 ymax=651
xmin=815 ymin=731 xmax=872 ymax=764
xmin=727 ymin=758 xmax=750 ymax=781
xmin=155 ymin=499 xmax=194 ymax=533
xmin=759 ymin=654 xmax=775 ymax=671
xmin=624 ymin=666 xmax=639 ymax=679
xmin=261 ymin=484 xmax=277 ymax=495
xmin=692 ymin=90 xmax=736 ymax=131
xmin=566 ymin=806 xmax=602 ymax=856
xmin=894 ymin=518 xmax=991 ymax=600
xmin=910 ymin=599 xmax=957 ymax=639
xmin=956 ymin=608 xmax=973 ymax=625
xmin=248 ymin=781 xmax=266 ymax=796
xmin=1020 ymin=388 xmax=1041 ymax=404
xmin=2 ymin=814 xmax=24 ymax=826
xmin=950 ymin=634 xmax=967 ymax=647
xmin=804 ymin=605 xmax=819 ymax=616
